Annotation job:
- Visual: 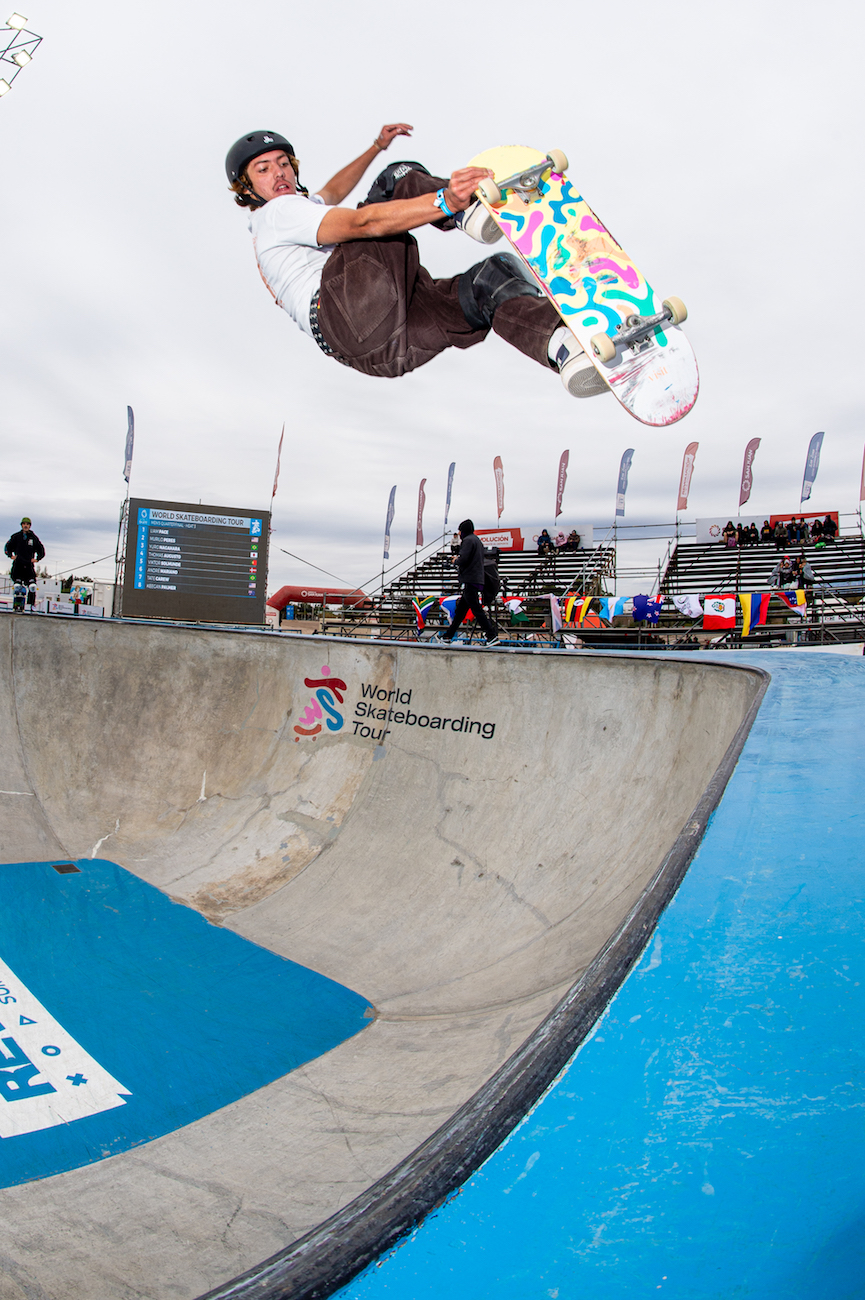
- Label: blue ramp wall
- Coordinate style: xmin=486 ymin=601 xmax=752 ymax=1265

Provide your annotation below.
xmin=339 ymin=652 xmax=865 ymax=1300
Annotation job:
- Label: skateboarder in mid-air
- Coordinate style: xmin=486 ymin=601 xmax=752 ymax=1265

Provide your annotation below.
xmin=225 ymin=123 xmax=608 ymax=398
xmin=5 ymin=517 xmax=44 ymax=612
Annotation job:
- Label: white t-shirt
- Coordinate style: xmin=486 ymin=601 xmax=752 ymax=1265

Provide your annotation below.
xmin=248 ymin=193 xmax=336 ymax=338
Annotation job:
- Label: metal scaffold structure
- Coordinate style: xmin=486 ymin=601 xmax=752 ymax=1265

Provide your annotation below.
xmin=0 ymin=12 xmax=41 ymax=97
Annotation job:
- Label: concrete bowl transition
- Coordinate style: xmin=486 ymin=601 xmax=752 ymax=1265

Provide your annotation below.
xmin=0 ymin=616 xmax=765 ymax=1299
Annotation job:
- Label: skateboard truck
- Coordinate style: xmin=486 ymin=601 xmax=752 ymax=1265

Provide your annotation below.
xmin=590 ymin=297 xmax=688 ymax=363
xmin=477 ymin=150 xmax=569 ymax=206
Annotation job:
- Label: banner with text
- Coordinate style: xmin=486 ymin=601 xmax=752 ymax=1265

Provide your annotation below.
xmin=444 ymin=462 xmax=455 ymax=530
xmin=801 ymin=431 xmax=824 ymax=503
xmin=475 ymin=527 xmax=524 ymax=551
xmin=123 ymin=406 xmax=135 ymax=484
xmin=555 ymin=449 xmax=569 ymax=519
xmin=739 ymin=437 xmax=761 ymax=508
xmin=615 ymin=449 xmax=634 ymax=517
xmin=493 ymin=455 xmax=505 ymax=520
xmin=416 ymin=478 xmax=426 ymax=547
xmin=677 ymin=441 xmax=699 ymax=512
xmin=475 ymin=524 xmax=595 ymax=552
xmin=383 ymin=485 xmax=396 ymax=560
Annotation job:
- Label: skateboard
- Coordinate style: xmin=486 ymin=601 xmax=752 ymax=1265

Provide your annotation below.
xmin=468 ymin=145 xmax=699 ymax=427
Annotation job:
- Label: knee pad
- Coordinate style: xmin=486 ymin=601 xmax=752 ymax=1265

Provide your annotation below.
xmin=363 ymin=161 xmax=431 ymax=204
xmin=458 ymin=253 xmax=542 ymax=330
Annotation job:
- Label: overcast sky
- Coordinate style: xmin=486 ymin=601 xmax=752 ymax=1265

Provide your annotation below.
xmin=1 ymin=0 xmax=862 ymax=593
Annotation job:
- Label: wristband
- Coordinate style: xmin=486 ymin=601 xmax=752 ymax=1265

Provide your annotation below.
xmin=434 ymin=187 xmax=456 ymax=218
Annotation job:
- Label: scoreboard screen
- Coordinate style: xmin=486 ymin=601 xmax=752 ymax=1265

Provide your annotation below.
xmin=121 ymin=498 xmax=270 ymax=624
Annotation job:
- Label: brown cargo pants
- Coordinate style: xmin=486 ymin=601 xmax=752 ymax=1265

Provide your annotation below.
xmin=316 ymin=168 xmax=560 ymax=379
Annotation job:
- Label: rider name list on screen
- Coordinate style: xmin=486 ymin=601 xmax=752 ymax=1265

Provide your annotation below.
xmin=122 ymin=499 xmax=271 ymax=625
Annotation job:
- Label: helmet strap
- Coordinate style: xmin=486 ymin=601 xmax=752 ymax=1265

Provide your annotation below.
xmin=240 ymin=176 xmax=267 ymax=209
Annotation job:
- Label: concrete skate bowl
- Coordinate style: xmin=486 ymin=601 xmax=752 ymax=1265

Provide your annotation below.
xmin=0 ymin=616 xmax=766 ymax=1300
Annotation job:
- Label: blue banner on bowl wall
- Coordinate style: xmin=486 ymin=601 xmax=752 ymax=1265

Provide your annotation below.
xmin=0 ymin=860 xmax=370 ymax=1187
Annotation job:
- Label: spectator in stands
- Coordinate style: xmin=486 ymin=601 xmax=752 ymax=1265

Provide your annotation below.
xmin=449 ymin=531 xmax=461 ymax=555
xmin=787 ymin=517 xmax=800 ymax=544
xmin=563 ymin=529 xmax=581 ymax=552
xmin=747 ymin=523 xmax=759 ymax=545
xmin=810 ymin=516 xmax=822 ymax=541
xmin=773 ymin=520 xmax=788 ymax=550
xmin=799 ymin=517 xmax=811 ymax=543
xmin=760 ymin=520 xmax=773 ymax=543
xmin=792 ymin=554 xmax=816 ymax=602
xmin=770 ymin=554 xmax=795 ymax=588
xmin=721 ymin=521 xmax=737 ymax=547
xmin=736 ymin=523 xmax=746 ymax=547
xmin=823 ymin=514 xmax=837 ymax=541
xmin=537 ymin=529 xmax=553 ymax=556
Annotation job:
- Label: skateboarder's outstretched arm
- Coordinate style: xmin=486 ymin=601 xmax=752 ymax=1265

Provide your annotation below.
xmin=316 ymin=123 xmax=413 ymax=205
xmin=316 ymin=165 xmax=492 ymax=245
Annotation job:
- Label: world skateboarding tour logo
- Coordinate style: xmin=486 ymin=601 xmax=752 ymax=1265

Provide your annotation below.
xmin=354 ymin=683 xmax=496 ymax=742
xmin=293 ymin=670 xmax=497 ymax=744
xmin=293 ymin=665 xmax=347 ymax=740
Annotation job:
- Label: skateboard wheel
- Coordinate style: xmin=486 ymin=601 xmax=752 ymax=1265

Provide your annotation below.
xmin=546 ymin=149 xmax=568 ymax=173
xmin=477 ymin=178 xmax=503 ymax=207
xmin=663 ymin=296 xmax=687 ymax=326
xmin=590 ymin=332 xmax=616 ymax=363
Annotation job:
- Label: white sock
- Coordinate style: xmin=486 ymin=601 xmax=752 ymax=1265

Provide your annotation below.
xmin=547 ymin=326 xmax=572 ymax=364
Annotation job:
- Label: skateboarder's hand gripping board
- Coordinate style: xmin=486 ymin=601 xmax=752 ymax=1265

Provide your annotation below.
xmin=470 ymin=145 xmax=699 ymax=427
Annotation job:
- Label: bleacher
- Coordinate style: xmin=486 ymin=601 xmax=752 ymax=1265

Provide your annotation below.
xmin=318 ymin=531 xmax=865 ymax=648
xmin=324 ymin=542 xmax=615 ymax=640
xmin=658 ymin=532 xmax=865 ymax=644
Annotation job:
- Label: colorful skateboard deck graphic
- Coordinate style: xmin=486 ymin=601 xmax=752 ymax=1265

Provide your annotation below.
xmin=469 ymin=145 xmax=699 ymax=427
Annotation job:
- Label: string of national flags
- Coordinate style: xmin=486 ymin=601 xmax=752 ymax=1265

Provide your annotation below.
xmin=548 ymin=590 xmax=808 ymax=636
xmin=411 ymin=589 xmax=809 ymax=636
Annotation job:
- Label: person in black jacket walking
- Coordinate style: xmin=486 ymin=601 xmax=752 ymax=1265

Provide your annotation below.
xmin=438 ymin=520 xmax=500 ymax=646
xmin=5 ymin=517 xmax=45 ymax=611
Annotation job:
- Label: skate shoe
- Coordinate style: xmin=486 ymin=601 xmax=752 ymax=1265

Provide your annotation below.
xmin=454 ymin=200 xmax=502 ymax=245
xmin=553 ymin=334 xmax=610 ymax=399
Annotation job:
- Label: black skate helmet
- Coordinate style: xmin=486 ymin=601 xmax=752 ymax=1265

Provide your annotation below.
xmin=226 ymin=130 xmax=307 ymax=208
xmin=225 ymin=131 xmax=295 ymax=185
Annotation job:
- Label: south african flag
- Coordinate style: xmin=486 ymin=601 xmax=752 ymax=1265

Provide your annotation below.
xmin=412 ymin=595 xmax=439 ymax=630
